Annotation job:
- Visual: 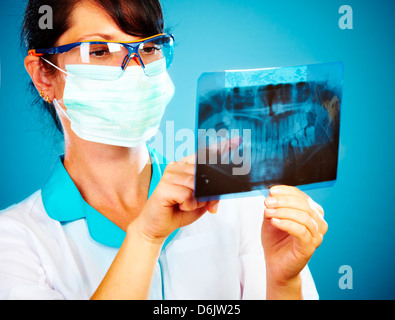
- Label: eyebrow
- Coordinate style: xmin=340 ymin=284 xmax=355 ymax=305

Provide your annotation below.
xmin=76 ymin=33 xmax=116 ymax=42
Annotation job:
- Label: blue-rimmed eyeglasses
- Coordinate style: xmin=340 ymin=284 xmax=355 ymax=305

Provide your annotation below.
xmin=28 ymin=33 xmax=174 ymax=79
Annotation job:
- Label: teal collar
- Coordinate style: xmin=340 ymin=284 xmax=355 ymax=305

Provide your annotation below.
xmin=41 ymin=146 xmax=177 ymax=249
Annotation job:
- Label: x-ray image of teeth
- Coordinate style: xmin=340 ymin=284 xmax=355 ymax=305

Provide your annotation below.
xmin=194 ymin=62 xmax=344 ymax=200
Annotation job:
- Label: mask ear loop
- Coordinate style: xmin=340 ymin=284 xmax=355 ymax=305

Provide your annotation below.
xmin=40 ymin=57 xmax=70 ymax=76
xmin=53 ymin=98 xmax=71 ymax=122
xmin=40 ymin=58 xmax=73 ymax=122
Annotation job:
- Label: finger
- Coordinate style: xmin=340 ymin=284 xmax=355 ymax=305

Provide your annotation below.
xmin=179 ymin=153 xmax=196 ymax=165
xmin=176 ymin=190 xmax=217 ymax=214
xmin=165 ymin=161 xmax=195 ymax=176
xmin=308 ymin=197 xmax=325 ymax=218
xmin=177 ymin=188 xmax=199 ymax=212
xmin=197 ymin=136 xmax=242 ymax=164
xmin=269 ymin=185 xmax=310 ymax=200
xmin=179 ymin=135 xmax=241 ymax=166
xmin=162 ymin=170 xmax=195 ymax=190
xmin=270 ymin=186 xmax=325 ymax=218
xmin=182 ymin=199 xmax=219 ymax=215
xmin=265 ymin=195 xmax=327 ymax=236
xmin=306 ymin=198 xmax=327 ymax=235
xmin=265 ymin=207 xmax=320 ymax=241
xmin=158 ymin=183 xmax=197 ymax=210
xmin=196 ymin=201 xmax=208 ymax=209
xmin=207 ymin=200 xmax=220 ymax=214
xmin=265 ymin=195 xmax=310 ymax=211
xmin=179 ymin=197 xmax=198 ymax=212
xmin=270 ymin=185 xmax=325 ymax=219
xmin=208 ymin=135 xmax=242 ymax=155
xmin=157 ymin=184 xmax=209 ymax=225
xmin=270 ymin=218 xmax=313 ymax=249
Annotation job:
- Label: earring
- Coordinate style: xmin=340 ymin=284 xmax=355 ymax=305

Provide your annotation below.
xmin=39 ymin=90 xmax=52 ymax=103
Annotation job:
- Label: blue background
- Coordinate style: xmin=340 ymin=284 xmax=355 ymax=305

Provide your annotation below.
xmin=0 ymin=0 xmax=394 ymax=299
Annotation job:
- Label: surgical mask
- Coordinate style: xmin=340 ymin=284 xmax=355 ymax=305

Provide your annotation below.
xmin=53 ymin=59 xmax=175 ymax=147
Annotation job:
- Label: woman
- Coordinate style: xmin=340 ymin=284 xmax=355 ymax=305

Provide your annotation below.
xmin=0 ymin=0 xmax=327 ymax=299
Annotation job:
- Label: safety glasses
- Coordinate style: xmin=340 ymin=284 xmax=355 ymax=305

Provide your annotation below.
xmin=28 ymin=33 xmax=174 ymax=80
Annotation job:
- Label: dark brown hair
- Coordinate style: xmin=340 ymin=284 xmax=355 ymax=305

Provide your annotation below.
xmin=21 ymin=0 xmax=165 ymax=133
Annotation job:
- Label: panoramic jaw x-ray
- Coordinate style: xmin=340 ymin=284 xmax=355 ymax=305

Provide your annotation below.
xmin=194 ymin=62 xmax=344 ymax=201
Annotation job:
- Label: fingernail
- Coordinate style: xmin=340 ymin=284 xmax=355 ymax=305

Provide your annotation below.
xmin=270 ymin=186 xmax=282 ymax=195
xmin=265 ymin=208 xmax=277 ymax=216
xmin=211 ymin=202 xmax=219 ymax=214
xmin=265 ymin=197 xmax=277 ymax=206
xmin=272 ymin=217 xmax=281 ymax=224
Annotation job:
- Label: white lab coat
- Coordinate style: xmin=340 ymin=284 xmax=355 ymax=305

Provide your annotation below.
xmin=0 ymin=151 xmax=318 ymax=300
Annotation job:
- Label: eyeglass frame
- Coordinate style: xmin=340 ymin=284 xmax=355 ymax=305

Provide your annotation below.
xmin=28 ymin=33 xmax=174 ymax=74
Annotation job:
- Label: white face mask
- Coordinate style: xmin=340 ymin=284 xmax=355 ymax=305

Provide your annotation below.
xmin=53 ymin=60 xmax=175 ymax=147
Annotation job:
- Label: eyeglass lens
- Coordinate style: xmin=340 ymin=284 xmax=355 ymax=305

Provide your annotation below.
xmin=58 ymin=35 xmax=173 ymax=78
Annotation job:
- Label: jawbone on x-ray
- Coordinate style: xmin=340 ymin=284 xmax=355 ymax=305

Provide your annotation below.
xmin=194 ymin=62 xmax=344 ymax=201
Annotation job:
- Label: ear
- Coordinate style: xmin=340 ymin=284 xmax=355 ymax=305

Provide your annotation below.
xmin=24 ymin=55 xmax=56 ymax=102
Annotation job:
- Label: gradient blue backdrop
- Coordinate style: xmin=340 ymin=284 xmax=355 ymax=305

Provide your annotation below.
xmin=0 ymin=0 xmax=394 ymax=299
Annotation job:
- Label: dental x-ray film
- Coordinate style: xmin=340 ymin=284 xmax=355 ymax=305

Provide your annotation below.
xmin=194 ymin=62 xmax=344 ymax=201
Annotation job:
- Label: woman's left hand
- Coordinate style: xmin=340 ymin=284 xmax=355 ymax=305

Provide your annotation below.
xmin=262 ymin=185 xmax=328 ymax=289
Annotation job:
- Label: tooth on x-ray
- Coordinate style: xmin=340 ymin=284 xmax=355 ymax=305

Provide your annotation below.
xmin=194 ymin=62 xmax=344 ymax=201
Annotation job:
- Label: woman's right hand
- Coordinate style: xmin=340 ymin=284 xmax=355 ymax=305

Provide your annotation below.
xmin=130 ymin=136 xmax=241 ymax=245
xmin=129 ymin=154 xmax=219 ymax=245
xmin=92 ymin=138 xmax=241 ymax=299
xmin=92 ymin=155 xmax=211 ymax=299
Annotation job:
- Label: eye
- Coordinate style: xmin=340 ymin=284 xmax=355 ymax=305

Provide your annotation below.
xmin=90 ymin=49 xmax=110 ymax=57
xmin=88 ymin=44 xmax=112 ymax=57
xmin=140 ymin=45 xmax=161 ymax=54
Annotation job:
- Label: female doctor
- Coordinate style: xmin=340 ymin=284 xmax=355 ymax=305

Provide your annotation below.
xmin=0 ymin=0 xmax=327 ymax=300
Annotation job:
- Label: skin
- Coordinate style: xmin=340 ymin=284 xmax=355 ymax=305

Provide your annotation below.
xmin=24 ymin=1 xmax=327 ymax=300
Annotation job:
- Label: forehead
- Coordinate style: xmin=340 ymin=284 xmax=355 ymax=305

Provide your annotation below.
xmin=57 ymin=1 xmax=141 ymax=45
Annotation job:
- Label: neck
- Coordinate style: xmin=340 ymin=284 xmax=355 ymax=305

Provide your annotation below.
xmin=63 ymin=138 xmax=152 ymax=231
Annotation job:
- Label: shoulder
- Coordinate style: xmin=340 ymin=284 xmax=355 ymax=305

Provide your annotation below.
xmin=1 ymin=191 xmax=45 ymax=223
xmin=0 ymin=192 xmax=68 ymax=299
xmin=0 ymin=191 xmax=61 ymax=243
